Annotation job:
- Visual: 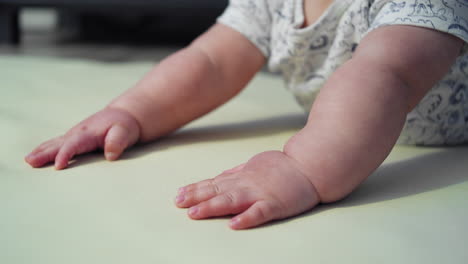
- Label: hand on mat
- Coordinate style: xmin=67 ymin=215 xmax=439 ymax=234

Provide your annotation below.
xmin=175 ymin=151 xmax=320 ymax=230
xmin=25 ymin=108 xmax=140 ymax=170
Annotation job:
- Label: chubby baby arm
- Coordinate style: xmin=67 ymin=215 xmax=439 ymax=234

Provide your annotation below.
xmin=284 ymin=25 xmax=463 ymax=203
xmin=176 ymin=25 xmax=463 ymax=229
xmin=25 ymin=24 xmax=265 ymax=169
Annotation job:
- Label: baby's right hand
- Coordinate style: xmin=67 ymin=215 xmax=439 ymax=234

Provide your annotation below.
xmin=25 ymin=107 xmax=141 ymax=170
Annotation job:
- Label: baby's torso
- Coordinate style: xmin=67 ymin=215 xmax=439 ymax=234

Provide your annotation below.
xmin=268 ymin=0 xmax=357 ymax=108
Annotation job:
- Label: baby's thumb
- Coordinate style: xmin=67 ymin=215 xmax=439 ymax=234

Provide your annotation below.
xmin=104 ymin=124 xmax=134 ymax=161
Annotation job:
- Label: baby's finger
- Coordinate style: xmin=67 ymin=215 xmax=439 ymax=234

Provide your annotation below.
xmin=229 ymin=200 xmax=283 ymax=230
xmin=104 ymin=124 xmax=133 ymax=161
xmin=25 ymin=145 xmax=61 ymax=168
xmin=176 ymin=179 xmax=236 ymax=208
xmin=187 ymin=190 xmax=253 ymax=220
xmin=179 ymin=172 xmax=237 ymax=194
xmin=54 ymin=134 xmax=97 ymax=170
xmin=54 ymin=140 xmax=80 ymax=170
xmin=176 ymin=184 xmax=217 ymax=208
xmin=178 ymin=180 xmax=211 ymax=195
xmin=29 ymin=137 xmax=63 ymax=155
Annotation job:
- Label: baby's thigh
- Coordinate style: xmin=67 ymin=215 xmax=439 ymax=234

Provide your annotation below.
xmin=398 ymin=79 xmax=468 ymax=146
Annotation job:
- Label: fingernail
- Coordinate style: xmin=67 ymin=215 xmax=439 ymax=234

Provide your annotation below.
xmin=25 ymin=153 xmax=34 ymax=160
xmin=178 ymin=187 xmax=186 ymax=194
xmin=175 ymin=195 xmax=185 ymax=204
xmin=188 ymin=207 xmax=198 ymax=216
xmin=230 ymin=217 xmax=240 ymax=229
xmin=105 ymin=152 xmax=118 ymax=160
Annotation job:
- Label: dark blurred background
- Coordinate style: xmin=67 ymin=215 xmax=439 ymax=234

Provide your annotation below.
xmin=0 ymin=1 xmax=228 ymax=60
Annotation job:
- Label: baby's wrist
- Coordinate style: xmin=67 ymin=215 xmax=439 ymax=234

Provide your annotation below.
xmin=282 ymin=145 xmax=353 ymax=204
xmin=280 ymin=151 xmax=322 ymax=204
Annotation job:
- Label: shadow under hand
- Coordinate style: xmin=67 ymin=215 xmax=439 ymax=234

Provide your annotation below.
xmin=65 ymin=151 xmax=105 ymax=169
xmin=340 ymin=146 xmax=468 ymax=207
xmin=54 ymin=113 xmax=306 ymax=168
xmin=260 ymin=146 xmax=468 ymax=229
xmin=123 ymin=113 xmax=306 ymax=160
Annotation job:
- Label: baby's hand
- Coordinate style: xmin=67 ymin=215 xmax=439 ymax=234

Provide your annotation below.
xmin=175 ymin=151 xmax=320 ymax=229
xmin=25 ymin=108 xmax=140 ymax=170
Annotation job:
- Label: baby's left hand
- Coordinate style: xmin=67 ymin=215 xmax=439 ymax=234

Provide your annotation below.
xmin=175 ymin=151 xmax=320 ymax=229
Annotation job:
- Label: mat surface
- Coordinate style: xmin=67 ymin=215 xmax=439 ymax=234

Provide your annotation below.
xmin=1 ymin=55 xmax=467 ymax=263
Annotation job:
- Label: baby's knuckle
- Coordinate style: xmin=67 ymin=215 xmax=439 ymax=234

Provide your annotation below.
xmin=209 ymin=179 xmax=221 ymax=194
xmin=224 ymin=192 xmax=236 ymax=205
xmin=252 ymin=204 xmax=269 ymax=221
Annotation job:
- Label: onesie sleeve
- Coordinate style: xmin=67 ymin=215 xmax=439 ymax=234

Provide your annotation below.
xmin=217 ymin=0 xmax=273 ymax=57
xmin=368 ymin=0 xmax=468 ymax=43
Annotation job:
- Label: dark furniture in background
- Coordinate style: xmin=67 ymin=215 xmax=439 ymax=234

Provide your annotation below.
xmin=0 ymin=0 xmax=228 ymax=44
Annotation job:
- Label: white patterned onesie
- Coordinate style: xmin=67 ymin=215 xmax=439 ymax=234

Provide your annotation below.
xmin=217 ymin=0 xmax=468 ymax=145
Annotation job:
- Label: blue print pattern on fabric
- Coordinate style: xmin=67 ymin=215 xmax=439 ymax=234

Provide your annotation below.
xmin=218 ymin=0 xmax=468 ymax=145
xmin=371 ymin=0 xmax=468 ymax=43
xmin=371 ymin=0 xmax=468 ymax=145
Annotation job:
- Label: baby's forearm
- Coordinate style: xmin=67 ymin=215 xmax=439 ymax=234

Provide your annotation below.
xmin=284 ymin=58 xmax=410 ymax=203
xmin=283 ymin=26 xmax=462 ymax=203
xmin=108 ymin=24 xmax=265 ymax=142
xmin=108 ymin=46 xmax=226 ymax=141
